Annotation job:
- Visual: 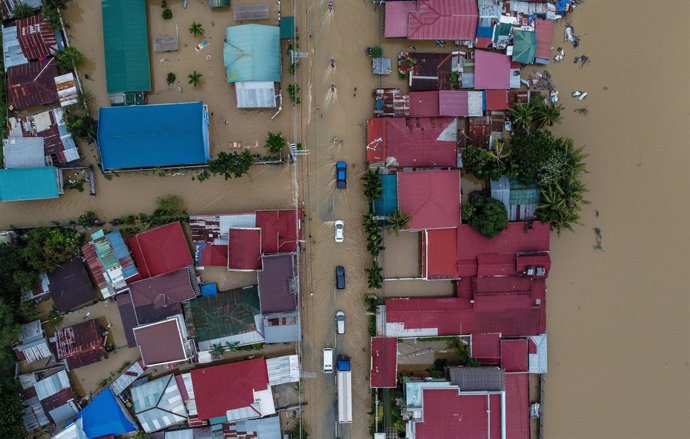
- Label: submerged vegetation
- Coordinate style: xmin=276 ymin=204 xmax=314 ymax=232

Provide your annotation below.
xmin=197 ymin=150 xmax=254 ymax=182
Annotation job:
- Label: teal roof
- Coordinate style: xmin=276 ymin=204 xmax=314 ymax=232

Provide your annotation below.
xmin=224 ymin=24 xmax=281 ymax=83
xmin=508 ymin=178 xmax=540 ymax=205
xmin=209 ymin=0 xmax=230 ymax=6
xmin=102 ymin=0 xmax=152 ymax=93
xmin=0 ymin=167 xmax=59 ymax=202
xmin=512 ymin=30 xmax=537 ymax=64
xmin=280 ymin=16 xmax=295 ymax=39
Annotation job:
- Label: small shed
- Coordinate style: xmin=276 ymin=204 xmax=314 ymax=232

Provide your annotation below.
xmin=235 ymin=81 xmax=276 ymax=108
xmin=372 ymin=57 xmax=391 ymax=75
xmin=280 ymin=16 xmax=295 ymax=39
xmin=2 ymin=137 xmax=45 ymax=169
xmin=153 ymin=35 xmax=179 ymax=52
xmin=54 ymin=73 xmax=78 ymax=106
xmin=208 ymin=0 xmax=230 ymax=7
xmin=234 ymin=3 xmax=269 ymax=21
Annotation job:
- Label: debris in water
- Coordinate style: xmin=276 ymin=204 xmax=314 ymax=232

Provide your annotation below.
xmin=565 ymin=25 xmax=580 ymax=48
xmin=593 ymin=227 xmax=604 ymax=251
xmin=553 ymin=47 xmax=565 ymax=63
xmin=574 ymin=107 xmax=588 ymax=115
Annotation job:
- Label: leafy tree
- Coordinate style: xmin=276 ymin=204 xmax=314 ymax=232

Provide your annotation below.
xmin=366 ymin=261 xmax=383 ymax=289
xmin=362 ymin=212 xmax=380 ymax=235
xmin=0 ymin=383 xmax=24 ymax=439
xmin=21 ymin=227 xmax=83 ymax=273
xmin=462 ymin=145 xmax=505 ymax=181
xmin=532 ymin=100 xmax=562 ymax=129
xmin=366 ymin=230 xmax=384 ymax=256
xmin=536 ymin=170 xmax=588 ymax=234
xmin=287 ymin=83 xmax=301 ymax=104
xmin=189 ymin=22 xmax=204 ymax=37
xmin=198 ymin=150 xmax=254 ymax=181
xmin=77 ymin=210 xmax=98 ymax=228
xmin=12 ymin=3 xmax=34 ymax=19
xmin=188 ymin=70 xmax=202 ymax=87
xmin=134 ymin=430 xmax=152 ymax=439
xmin=210 ymin=343 xmax=225 ymax=358
xmin=48 ymin=309 xmax=64 ymax=328
xmin=55 ymin=47 xmax=84 ymax=70
xmin=508 ymin=130 xmax=557 ymax=183
xmin=41 ymin=0 xmax=68 ymax=29
xmin=63 ymin=106 xmax=97 ymax=143
xmin=265 ymin=132 xmax=287 ymax=154
xmin=162 ymin=8 xmax=173 ymax=19
xmin=361 ymin=169 xmax=382 ymax=200
xmin=166 ymin=72 xmax=177 ymax=86
xmin=368 ymin=46 xmax=383 ymax=58
xmin=462 ymin=193 xmax=507 ymax=238
xmin=387 ymin=209 xmax=410 ymax=234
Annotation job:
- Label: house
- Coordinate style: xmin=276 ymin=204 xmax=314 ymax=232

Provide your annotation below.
xmin=373 ymin=88 xmax=410 ymax=117
xmin=422 ymin=228 xmax=458 ymax=279
xmin=370 ymin=337 xmax=397 ymax=388
xmin=110 ymin=360 xmax=145 ymax=396
xmin=55 ymin=320 xmax=107 ymax=369
xmin=2 ymin=137 xmax=45 ymax=168
xmin=3 ymin=24 xmax=29 ymax=70
xmin=131 ymin=374 xmax=188 ymax=432
xmin=407 ymin=0 xmax=478 ymax=41
xmin=384 ymin=1 xmax=417 ymax=38
xmin=397 ymin=170 xmax=461 ymax=230
xmin=228 ymin=228 xmax=263 ymax=271
xmin=54 ymin=73 xmax=78 ymax=106
xmin=258 ymin=253 xmax=297 ymax=314
xmin=225 ymin=416 xmax=282 ymax=439
xmin=0 ymin=167 xmax=61 ymax=202
xmin=7 ymin=58 xmax=59 ymax=110
xmin=82 ymin=229 xmax=139 ymax=299
xmin=128 ymin=267 xmax=199 ymax=324
xmin=491 ymin=176 xmax=540 ymax=221
xmin=255 ymin=209 xmax=301 ymax=254
xmin=474 ymin=50 xmax=511 ymax=90
xmin=127 ymin=222 xmax=194 ymax=279
xmin=14 ymin=320 xmax=51 ymax=364
xmin=116 ymin=293 xmax=139 ymax=347
xmin=133 ymin=315 xmax=195 ymax=367
xmin=399 ymin=52 xmax=463 ymax=91
xmin=262 ymin=311 xmax=299 ymax=343
xmin=187 ymin=285 xmax=264 ymax=351
xmin=97 ymin=102 xmax=210 ymax=171
xmin=16 ymin=13 xmax=63 ymax=61
xmin=438 ymin=90 xmax=469 ymax=117
xmin=7 ymin=107 xmax=80 ymax=165
xmin=47 ymin=258 xmax=97 ymax=312
xmin=534 ymin=18 xmax=554 ymax=64
xmin=20 ymin=367 xmax=79 ymax=432
xmin=101 ymin=0 xmax=151 ymax=94
xmin=366 ymin=117 xmax=458 ymax=168
xmin=266 ymin=355 xmax=301 ymax=386
xmin=409 ymin=91 xmax=439 ymax=117
xmin=224 ymin=24 xmax=281 ymax=108
xmin=190 ymin=358 xmax=275 ymax=422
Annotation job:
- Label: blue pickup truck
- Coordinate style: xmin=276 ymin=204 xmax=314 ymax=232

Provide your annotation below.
xmin=336 ymin=161 xmax=347 ymax=189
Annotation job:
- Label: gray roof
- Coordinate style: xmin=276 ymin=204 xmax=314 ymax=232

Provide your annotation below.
xmin=3 ymin=137 xmax=45 ymax=168
xmin=131 ymin=374 xmax=187 ymax=432
xmin=110 ymin=361 xmax=144 ymax=396
xmin=372 ymin=57 xmax=392 ymax=75
xmin=263 ymin=311 xmax=299 ymax=343
xmin=448 ymin=367 xmax=505 ymax=392
xmin=266 ymin=354 xmax=300 ymax=386
xmin=229 ymin=415 xmax=281 ymax=439
xmin=2 ymin=25 xmax=28 ymax=71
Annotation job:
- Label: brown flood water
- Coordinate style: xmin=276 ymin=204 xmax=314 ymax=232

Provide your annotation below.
xmin=0 ymin=0 xmax=687 ymax=438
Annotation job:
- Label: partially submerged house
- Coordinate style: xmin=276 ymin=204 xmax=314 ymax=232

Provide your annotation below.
xmin=224 ymin=24 xmax=281 ymax=108
xmin=0 ymin=166 xmax=61 ymax=202
xmin=14 ymin=320 xmax=51 ymax=364
xmin=2 ymin=137 xmax=45 ymax=168
xmin=7 ymin=58 xmax=59 ymax=110
xmin=97 ymin=102 xmax=210 ymax=171
xmin=20 ymin=367 xmax=79 ymax=432
xmin=7 ymin=107 xmax=80 ymax=165
xmin=129 ymin=267 xmax=199 ymax=324
xmin=491 ymin=176 xmax=540 ymax=221
xmin=55 ymin=319 xmax=108 ymax=370
xmin=397 ymin=170 xmax=461 ymax=230
xmin=47 ymin=258 xmax=97 ymax=312
xmin=127 ymin=222 xmax=194 ymax=278
xmin=407 ymin=0 xmax=478 ymax=41
xmin=74 ymin=388 xmax=137 ymax=438
xmin=82 ymin=229 xmax=139 ymax=298
xmin=133 ymin=314 xmax=195 ymax=368
xmin=16 ymin=13 xmax=63 ymax=61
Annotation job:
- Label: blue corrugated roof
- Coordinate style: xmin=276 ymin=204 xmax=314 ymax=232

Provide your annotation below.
xmin=97 ymin=102 xmax=210 ymax=171
xmin=0 ymin=167 xmax=60 ymax=202
xmin=78 ymin=388 xmax=136 ymax=437
xmin=106 ymin=230 xmax=138 ymax=278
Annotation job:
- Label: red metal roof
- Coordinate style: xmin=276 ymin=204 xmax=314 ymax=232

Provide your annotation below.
xmin=7 ymin=58 xmax=58 ymax=110
xmin=408 ymin=0 xmax=478 ymax=41
xmin=255 ymin=209 xmax=301 ymax=254
xmin=515 ymin=253 xmax=551 ymax=275
xmin=191 ymin=358 xmax=269 ymax=420
xmin=199 ymin=243 xmax=229 ymax=267
xmin=128 ymin=222 xmax=193 ymax=279
xmin=457 ymin=222 xmax=550 ymax=277
xmin=501 ymin=339 xmax=529 ymax=372
xmin=133 ymin=318 xmax=187 ymax=367
xmin=505 ymin=374 xmax=530 ymax=439
xmin=438 ymin=90 xmax=468 ymax=117
xmin=474 ymin=276 xmax=533 ymax=294
xmin=415 ymin=388 xmax=501 ymax=439
xmin=471 ymin=333 xmax=501 ymax=363
xmin=474 ymin=50 xmax=511 ymax=90
xmin=485 ymin=89 xmax=509 ymax=111
xmin=398 ymin=170 xmax=460 ymax=230
xmin=423 ymin=228 xmax=459 ymax=279
xmin=228 ymin=228 xmax=262 ymax=271
xmin=16 ymin=14 xmax=57 ymax=60
xmin=383 ymin=117 xmax=458 ymax=167
xmin=385 ymin=1 xmax=417 ymax=38
xmin=409 ymin=91 xmax=439 ymax=117
xmin=370 ymin=337 xmax=398 ymax=388
xmin=535 ymin=18 xmax=554 ymax=60
xmin=366 ymin=118 xmax=387 ymax=163
xmin=55 ymin=320 xmax=107 ymax=369
xmin=477 ymin=253 xmax=517 ymax=277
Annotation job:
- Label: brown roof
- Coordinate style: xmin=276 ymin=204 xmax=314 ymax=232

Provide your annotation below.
xmin=7 ymin=58 xmax=58 ymax=110
xmin=16 ymin=14 xmax=58 ymax=60
xmin=257 ymin=253 xmax=296 ymax=313
xmin=48 ymin=258 xmax=97 ymax=312
xmin=128 ymin=267 xmax=197 ymax=324
xmin=133 ymin=318 xmax=188 ymax=367
xmin=55 ymin=320 xmax=107 ymax=369
xmin=116 ymin=293 xmax=139 ymax=348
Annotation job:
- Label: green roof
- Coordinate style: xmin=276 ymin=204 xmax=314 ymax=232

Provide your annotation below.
xmin=0 ymin=167 xmax=60 ymax=202
xmin=280 ymin=16 xmax=295 ymax=39
xmin=224 ymin=24 xmax=281 ymax=83
xmin=512 ymin=30 xmax=537 ymax=64
xmin=102 ymin=0 xmax=152 ymax=93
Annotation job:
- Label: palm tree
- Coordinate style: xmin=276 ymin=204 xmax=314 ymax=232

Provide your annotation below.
xmin=488 ymin=138 xmax=510 ymax=164
xmin=367 ymin=231 xmax=385 ymax=256
xmin=387 ymin=210 xmax=410 ymax=234
xmin=533 ymin=100 xmax=563 ymax=129
xmin=366 ymin=261 xmax=383 ymax=289
xmin=362 ymin=212 xmax=381 ymax=235
xmin=362 ymin=169 xmax=383 ymax=200
xmin=189 ymin=22 xmax=204 ymax=37
xmin=188 ymin=70 xmax=203 ymax=87
xmin=210 ymin=343 xmax=226 ymax=358
xmin=509 ymin=102 xmax=536 ymax=132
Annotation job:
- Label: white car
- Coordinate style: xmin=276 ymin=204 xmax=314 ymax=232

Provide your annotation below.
xmin=334 ymin=220 xmax=344 ymax=242
xmin=335 ymin=311 xmax=346 ymax=334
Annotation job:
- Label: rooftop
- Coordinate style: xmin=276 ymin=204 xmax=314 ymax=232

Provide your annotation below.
xmin=384 ymin=1 xmax=417 ymax=37
xmin=129 ymin=267 xmax=198 ymax=324
xmin=423 ymin=228 xmax=459 ymax=279
xmin=257 ymin=253 xmax=297 ymax=313
xmin=409 ymin=91 xmax=439 ymax=117
xmin=97 ymin=102 xmax=210 ymax=171
xmin=224 ymin=24 xmax=281 ymax=83
xmin=2 ymin=137 xmax=45 ymax=168
xmin=82 ymin=229 xmax=138 ymax=298
xmin=133 ymin=315 xmax=193 ymax=367
xmin=16 ymin=13 xmax=60 ymax=61
xmin=262 ymin=311 xmax=300 ymax=343
xmin=474 ymin=50 xmax=511 ymax=90
xmin=500 ymin=338 xmax=529 ymax=372
xmin=7 ymin=58 xmax=58 ymax=110
xmin=55 ymin=319 xmax=107 ymax=369
xmin=131 ymin=374 xmax=188 ymax=432
xmin=370 ymin=337 xmax=397 ymax=388
xmin=7 ymin=107 xmax=80 ymax=165
xmin=255 ymin=209 xmax=301 ymax=253
xmin=397 ymin=170 xmax=461 ymax=230
xmin=228 ymin=228 xmax=262 ymax=271
xmin=77 ymin=388 xmax=137 ymax=438
xmin=448 ymin=366 xmax=506 ymax=392
xmin=408 ymin=0 xmax=479 ymax=41
xmin=47 ymin=258 xmax=97 ymax=312
xmin=127 ymin=222 xmax=194 ymax=278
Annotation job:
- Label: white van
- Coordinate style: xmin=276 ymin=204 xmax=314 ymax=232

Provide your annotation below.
xmin=323 ymin=348 xmax=334 ymax=373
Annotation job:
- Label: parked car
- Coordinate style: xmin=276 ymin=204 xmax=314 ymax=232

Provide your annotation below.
xmin=335 ymin=311 xmax=346 ymax=334
xmin=336 ymin=161 xmax=347 ymax=189
xmin=334 ymin=220 xmax=344 ymax=242
xmin=336 ymin=266 xmax=346 ymax=289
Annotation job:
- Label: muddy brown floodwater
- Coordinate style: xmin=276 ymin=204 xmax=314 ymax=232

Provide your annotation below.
xmin=0 ymin=0 xmax=687 ymax=438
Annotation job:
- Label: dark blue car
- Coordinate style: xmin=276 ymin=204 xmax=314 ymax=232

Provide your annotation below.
xmin=336 ymin=266 xmax=346 ymax=289
xmin=336 ymin=161 xmax=347 ymax=189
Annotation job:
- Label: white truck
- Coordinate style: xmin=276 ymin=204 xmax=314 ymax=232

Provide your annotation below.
xmin=337 ymin=355 xmax=352 ymax=424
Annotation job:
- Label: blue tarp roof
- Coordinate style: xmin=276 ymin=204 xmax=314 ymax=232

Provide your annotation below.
xmin=0 ymin=167 xmax=60 ymax=202
xmin=97 ymin=102 xmax=210 ymax=171
xmin=78 ymin=388 xmax=136 ymax=438
xmin=373 ymin=174 xmax=398 ymax=216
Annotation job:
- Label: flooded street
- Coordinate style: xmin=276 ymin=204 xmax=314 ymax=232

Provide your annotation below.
xmin=0 ymin=0 xmax=687 ymax=438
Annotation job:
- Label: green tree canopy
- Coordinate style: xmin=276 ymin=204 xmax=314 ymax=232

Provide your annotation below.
xmin=508 ymin=130 xmax=558 ymax=183
xmin=55 ymin=47 xmax=85 ymax=70
xmin=198 ymin=150 xmax=254 ymax=181
xmin=462 ymin=145 xmax=506 ymax=181
xmin=265 ymin=132 xmax=287 ymax=154
xmin=462 ymin=193 xmax=508 ymax=238
xmin=21 ymin=227 xmax=83 ymax=273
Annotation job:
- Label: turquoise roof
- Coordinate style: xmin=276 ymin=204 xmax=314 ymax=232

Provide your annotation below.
xmin=512 ymin=30 xmax=537 ymax=64
xmin=224 ymin=24 xmax=281 ymax=83
xmin=280 ymin=16 xmax=295 ymax=39
xmin=0 ymin=167 xmax=59 ymax=202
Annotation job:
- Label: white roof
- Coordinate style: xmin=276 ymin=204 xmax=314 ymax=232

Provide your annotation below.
xmin=236 ymin=81 xmax=277 ymax=108
xmin=528 ymin=334 xmax=548 ymax=373
xmin=2 ymin=137 xmax=46 ymax=169
xmin=267 ymin=355 xmax=300 ymax=386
